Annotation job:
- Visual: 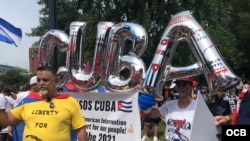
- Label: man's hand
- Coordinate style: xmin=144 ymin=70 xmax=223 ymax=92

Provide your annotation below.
xmin=215 ymin=115 xmax=231 ymax=126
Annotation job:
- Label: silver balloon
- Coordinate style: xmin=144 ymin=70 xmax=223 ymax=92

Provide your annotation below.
xmin=143 ymin=10 xmax=240 ymax=97
xmin=56 ymin=66 xmax=69 ymax=88
xmin=104 ymin=22 xmax=148 ymax=92
xmin=165 ymin=62 xmax=203 ymax=80
xmin=38 ymin=29 xmax=69 ymax=88
xmin=69 ymin=21 xmax=115 ymax=91
xmin=164 ymin=37 xmax=204 ymax=80
xmin=107 ymin=55 xmax=146 ymax=92
xmin=39 ymin=29 xmax=69 ymax=67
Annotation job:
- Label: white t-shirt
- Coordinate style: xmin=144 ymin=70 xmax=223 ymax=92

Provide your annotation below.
xmin=5 ymin=96 xmax=15 ymax=112
xmin=0 ymin=93 xmax=7 ymax=109
xmin=14 ymin=91 xmax=29 ymax=107
xmin=159 ymin=99 xmax=196 ymax=141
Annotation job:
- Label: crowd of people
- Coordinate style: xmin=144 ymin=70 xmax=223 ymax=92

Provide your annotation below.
xmin=0 ymin=76 xmax=39 ymax=141
xmin=139 ymin=75 xmax=248 ymax=141
xmin=0 ymin=66 xmax=88 ymax=141
xmin=0 ymin=65 xmax=249 ymax=141
xmin=0 ymin=82 xmax=15 ymax=141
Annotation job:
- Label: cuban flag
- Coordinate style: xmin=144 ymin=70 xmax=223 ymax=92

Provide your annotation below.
xmin=118 ymin=101 xmax=133 ymax=113
xmin=0 ymin=18 xmax=22 ymax=47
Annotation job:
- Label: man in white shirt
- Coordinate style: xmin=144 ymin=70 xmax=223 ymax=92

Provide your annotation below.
xmin=10 ymin=76 xmax=39 ymax=140
xmin=0 ymin=82 xmax=7 ymax=111
xmin=0 ymin=92 xmax=7 ymax=131
xmin=2 ymin=88 xmax=15 ymax=141
xmin=0 ymin=82 xmax=7 ymax=138
xmin=14 ymin=76 xmax=39 ymax=107
xmin=2 ymin=88 xmax=15 ymax=112
xmin=0 ymin=93 xmax=7 ymax=111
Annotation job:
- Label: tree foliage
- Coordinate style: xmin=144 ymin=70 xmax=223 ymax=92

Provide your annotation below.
xmin=28 ymin=0 xmax=250 ymax=77
xmin=0 ymin=69 xmax=32 ymax=92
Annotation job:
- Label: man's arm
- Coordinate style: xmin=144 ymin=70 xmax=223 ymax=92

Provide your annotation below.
xmin=75 ymin=126 xmax=88 ymax=141
xmin=215 ymin=114 xmax=232 ymax=126
xmin=0 ymin=111 xmax=20 ymax=127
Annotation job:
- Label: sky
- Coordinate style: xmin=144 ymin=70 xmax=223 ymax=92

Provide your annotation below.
xmin=0 ymin=0 xmax=42 ymax=70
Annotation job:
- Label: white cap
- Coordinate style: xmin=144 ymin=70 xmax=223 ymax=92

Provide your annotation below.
xmin=30 ymin=76 xmax=37 ymax=85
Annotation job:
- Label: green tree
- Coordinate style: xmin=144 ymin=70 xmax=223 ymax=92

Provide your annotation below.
xmin=1 ymin=69 xmax=31 ymax=92
xmin=227 ymin=0 xmax=250 ymax=76
xmin=29 ymin=0 xmax=242 ymax=76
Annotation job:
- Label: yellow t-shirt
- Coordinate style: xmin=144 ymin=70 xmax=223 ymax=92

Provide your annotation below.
xmin=11 ymin=96 xmax=86 ymax=141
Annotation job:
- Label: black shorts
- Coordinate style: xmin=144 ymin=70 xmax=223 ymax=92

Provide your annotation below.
xmin=143 ymin=117 xmax=161 ymax=124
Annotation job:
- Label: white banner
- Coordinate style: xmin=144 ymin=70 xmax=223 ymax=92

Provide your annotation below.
xmin=190 ymin=94 xmax=220 ymax=141
xmin=69 ymin=91 xmax=141 ymax=141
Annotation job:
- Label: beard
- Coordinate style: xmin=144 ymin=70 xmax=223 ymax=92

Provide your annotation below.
xmin=39 ymin=89 xmax=48 ymax=96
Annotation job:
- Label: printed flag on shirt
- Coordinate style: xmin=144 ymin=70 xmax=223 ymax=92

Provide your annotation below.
xmin=0 ymin=18 xmax=22 ymax=47
xmin=118 ymin=101 xmax=133 ymax=113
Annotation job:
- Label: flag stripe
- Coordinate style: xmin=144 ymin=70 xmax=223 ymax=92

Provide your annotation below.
xmin=119 ymin=101 xmax=132 ymax=104
xmin=121 ymin=105 xmax=132 ymax=108
xmin=0 ymin=18 xmax=22 ymax=46
xmin=119 ymin=109 xmax=132 ymax=112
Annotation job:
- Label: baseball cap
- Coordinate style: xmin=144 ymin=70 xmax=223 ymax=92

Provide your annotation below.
xmin=175 ymin=77 xmax=193 ymax=84
xmin=30 ymin=76 xmax=37 ymax=85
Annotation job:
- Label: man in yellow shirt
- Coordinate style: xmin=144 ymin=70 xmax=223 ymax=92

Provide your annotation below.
xmin=0 ymin=66 xmax=88 ymax=141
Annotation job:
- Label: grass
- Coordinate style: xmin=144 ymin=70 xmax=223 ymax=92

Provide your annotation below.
xmin=141 ymin=120 xmax=166 ymax=141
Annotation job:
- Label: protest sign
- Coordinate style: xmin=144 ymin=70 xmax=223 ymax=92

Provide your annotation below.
xmin=190 ymin=94 xmax=220 ymax=141
xmin=70 ymin=91 xmax=141 ymax=141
